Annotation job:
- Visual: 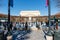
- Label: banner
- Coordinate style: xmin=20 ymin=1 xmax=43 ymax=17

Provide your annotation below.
xmin=46 ymin=0 xmax=48 ymax=6
xmin=10 ymin=0 xmax=13 ymax=7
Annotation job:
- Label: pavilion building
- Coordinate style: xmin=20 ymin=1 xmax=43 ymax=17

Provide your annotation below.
xmin=20 ymin=11 xmax=40 ymax=22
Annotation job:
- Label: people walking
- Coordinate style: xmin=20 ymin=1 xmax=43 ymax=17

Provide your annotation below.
xmin=12 ymin=22 xmax=17 ymax=30
xmin=10 ymin=22 xmax=13 ymax=31
xmin=3 ymin=22 xmax=6 ymax=30
xmin=25 ymin=22 xmax=28 ymax=30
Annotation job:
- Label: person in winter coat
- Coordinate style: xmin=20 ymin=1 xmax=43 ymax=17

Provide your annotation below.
xmin=25 ymin=22 xmax=28 ymax=30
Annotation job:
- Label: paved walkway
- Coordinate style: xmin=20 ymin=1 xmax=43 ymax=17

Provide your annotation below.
xmin=23 ymin=30 xmax=45 ymax=40
xmin=12 ymin=30 xmax=45 ymax=40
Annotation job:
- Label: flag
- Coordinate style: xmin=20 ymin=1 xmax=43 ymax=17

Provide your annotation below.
xmin=10 ymin=0 xmax=13 ymax=7
xmin=46 ymin=0 xmax=48 ymax=6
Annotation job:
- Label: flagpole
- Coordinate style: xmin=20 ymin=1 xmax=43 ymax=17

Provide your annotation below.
xmin=48 ymin=0 xmax=54 ymax=40
xmin=48 ymin=0 xmax=51 ymax=29
xmin=8 ymin=0 xmax=10 ymax=32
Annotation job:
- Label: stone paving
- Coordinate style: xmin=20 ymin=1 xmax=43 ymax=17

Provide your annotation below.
xmin=12 ymin=30 xmax=45 ymax=40
xmin=24 ymin=30 xmax=45 ymax=40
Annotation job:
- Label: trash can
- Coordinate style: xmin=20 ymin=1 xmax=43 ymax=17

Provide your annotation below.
xmin=0 ymin=30 xmax=4 ymax=40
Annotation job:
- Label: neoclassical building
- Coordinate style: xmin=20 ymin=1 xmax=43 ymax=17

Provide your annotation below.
xmin=20 ymin=11 xmax=41 ymax=22
xmin=19 ymin=11 xmax=60 ymax=23
xmin=0 ymin=12 xmax=60 ymax=22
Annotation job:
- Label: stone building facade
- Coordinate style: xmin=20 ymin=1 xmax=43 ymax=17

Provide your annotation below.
xmin=0 ymin=12 xmax=60 ymax=22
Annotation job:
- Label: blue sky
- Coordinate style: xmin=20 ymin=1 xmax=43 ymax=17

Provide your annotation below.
xmin=0 ymin=0 xmax=59 ymax=16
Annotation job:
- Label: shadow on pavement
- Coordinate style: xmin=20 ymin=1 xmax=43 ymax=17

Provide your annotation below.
xmin=12 ymin=30 xmax=31 ymax=40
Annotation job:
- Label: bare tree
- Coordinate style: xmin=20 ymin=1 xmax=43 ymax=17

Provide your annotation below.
xmin=55 ymin=0 xmax=60 ymax=8
xmin=53 ymin=0 xmax=60 ymax=11
xmin=56 ymin=0 xmax=60 ymax=7
xmin=0 ymin=0 xmax=3 ymax=6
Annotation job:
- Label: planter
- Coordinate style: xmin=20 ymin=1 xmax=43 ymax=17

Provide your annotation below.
xmin=7 ymin=35 xmax=12 ymax=40
xmin=46 ymin=35 xmax=53 ymax=40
